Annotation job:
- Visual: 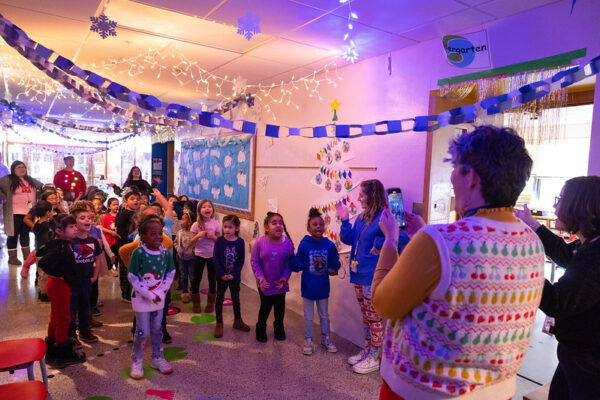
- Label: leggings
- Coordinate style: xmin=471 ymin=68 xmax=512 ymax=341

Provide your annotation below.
xmin=191 ymin=256 xmax=216 ymax=294
xmin=354 ymin=284 xmax=383 ymax=351
xmin=7 ymin=214 xmax=30 ymax=249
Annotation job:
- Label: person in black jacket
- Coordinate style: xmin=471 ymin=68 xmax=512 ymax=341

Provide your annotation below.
xmin=37 ymin=214 xmax=86 ymax=368
xmin=517 ymin=176 xmax=600 ymax=399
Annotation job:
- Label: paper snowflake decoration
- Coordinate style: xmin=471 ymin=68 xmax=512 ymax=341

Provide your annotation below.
xmin=237 ymin=11 xmax=260 ymax=40
xmin=90 ymin=14 xmax=117 ymax=39
xmin=232 ymin=76 xmax=248 ymax=95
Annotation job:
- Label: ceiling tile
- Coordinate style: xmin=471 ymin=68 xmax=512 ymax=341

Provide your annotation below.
xmin=0 ymin=0 xmax=100 ymax=20
xmin=289 ymin=0 xmax=352 ymax=12
xmin=400 ymin=8 xmax=496 ymax=42
xmin=282 ymin=13 xmax=417 ymax=59
xmin=207 ymin=0 xmax=329 ymax=37
xmin=476 ymin=0 xmax=563 ymax=19
xmin=456 ymin=0 xmax=494 ymax=6
xmin=130 ymin=0 xmax=224 ymax=18
xmin=331 ymin=0 xmax=468 ymax=34
xmin=247 ymin=38 xmax=338 ymax=66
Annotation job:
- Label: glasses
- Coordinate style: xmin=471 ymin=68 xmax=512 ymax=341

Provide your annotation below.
xmin=554 ymin=196 xmax=562 ymax=207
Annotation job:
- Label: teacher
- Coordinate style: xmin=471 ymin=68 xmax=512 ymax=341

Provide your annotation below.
xmin=0 ymin=161 xmax=43 ymax=265
xmin=337 ymin=179 xmax=386 ymax=375
xmin=53 ymin=156 xmax=87 ymax=201
xmin=122 ymin=166 xmax=151 ymax=195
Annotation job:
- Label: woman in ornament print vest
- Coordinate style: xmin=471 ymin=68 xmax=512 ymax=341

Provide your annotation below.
xmin=517 ymin=176 xmax=600 ymax=399
xmin=0 ymin=160 xmax=43 ymax=266
xmin=373 ymin=126 xmax=546 ymax=400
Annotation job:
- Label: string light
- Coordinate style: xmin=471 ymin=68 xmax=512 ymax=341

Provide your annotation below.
xmin=340 ymin=0 xmax=359 ymax=63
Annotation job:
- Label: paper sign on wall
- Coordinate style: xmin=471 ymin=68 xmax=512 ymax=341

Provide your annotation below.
xmin=442 ymin=29 xmax=491 ymax=69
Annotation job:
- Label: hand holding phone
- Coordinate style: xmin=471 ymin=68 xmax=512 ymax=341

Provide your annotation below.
xmin=387 ymin=188 xmax=406 ymax=228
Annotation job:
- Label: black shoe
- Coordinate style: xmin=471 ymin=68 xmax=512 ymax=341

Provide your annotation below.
xmin=255 ymin=323 xmax=267 ymax=343
xmin=53 ymin=342 xmax=85 ymax=368
xmin=162 ymin=330 xmax=172 ymax=344
xmin=38 ymin=293 xmax=50 ymax=303
xmin=274 ymin=322 xmax=286 ymax=341
xmin=44 ymin=337 xmax=56 ymax=364
xmin=92 ymin=307 xmax=102 ymax=316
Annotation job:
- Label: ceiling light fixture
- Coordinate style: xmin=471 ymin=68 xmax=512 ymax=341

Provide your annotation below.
xmin=340 ymin=0 xmax=358 ymax=63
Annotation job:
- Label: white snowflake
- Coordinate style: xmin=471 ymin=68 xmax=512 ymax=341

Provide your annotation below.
xmin=90 ymin=14 xmax=117 ymax=39
xmin=237 ymin=11 xmax=260 ymax=41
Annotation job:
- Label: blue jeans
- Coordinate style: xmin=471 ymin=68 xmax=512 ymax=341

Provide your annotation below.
xmin=179 ymin=257 xmax=194 ymax=293
xmin=132 ymin=310 xmax=163 ymax=362
xmin=303 ymin=298 xmax=330 ymax=341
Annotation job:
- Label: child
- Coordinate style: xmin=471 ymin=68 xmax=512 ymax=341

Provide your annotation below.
xmin=92 ymin=198 xmax=106 ymax=225
xmin=127 ymin=214 xmax=175 ymax=379
xmin=101 ymin=198 xmax=120 ymax=276
xmin=292 ymin=208 xmax=341 ymax=355
xmin=37 ymin=214 xmax=86 ymax=367
xmin=251 ymin=212 xmax=295 ymax=342
xmin=32 ymin=200 xmax=54 ymax=301
xmin=56 ymin=188 xmax=69 ymax=212
xmin=190 ymin=199 xmax=221 ymax=314
xmin=116 ymin=188 xmax=141 ymax=301
xmin=213 ymin=215 xmax=250 ymax=338
xmin=69 ymin=201 xmax=103 ymax=344
xmin=174 ymin=213 xmax=195 ymax=303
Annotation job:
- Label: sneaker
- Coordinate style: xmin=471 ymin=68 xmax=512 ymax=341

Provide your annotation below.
xmin=347 ymin=348 xmax=369 ymax=365
xmin=121 ymin=297 xmax=131 ymax=303
xmin=162 ymin=330 xmax=172 ymax=344
xmin=92 ymin=307 xmax=102 ymax=316
xmin=151 ymin=357 xmax=173 ymax=374
xmin=69 ymin=337 xmax=82 ymax=350
xmin=303 ymin=338 xmax=314 ymax=356
xmin=352 ymin=354 xmax=380 ymax=374
xmin=79 ymin=331 xmax=99 ymax=343
xmin=130 ymin=360 xmax=144 ymax=379
xmin=322 ymin=336 xmax=338 ymax=353
xmin=90 ymin=318 xmax=103 ymax=328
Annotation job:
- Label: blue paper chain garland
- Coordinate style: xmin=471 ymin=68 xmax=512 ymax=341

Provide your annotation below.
xmin=0 ymin=13 xmax=598 ymax=139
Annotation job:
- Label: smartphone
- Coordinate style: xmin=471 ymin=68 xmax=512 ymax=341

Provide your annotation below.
xmin=387 ymin=188 xmax=406 ymax=228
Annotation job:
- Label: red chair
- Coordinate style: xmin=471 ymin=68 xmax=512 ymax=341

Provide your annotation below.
xmin=0 ymin=381 xmax=47 ymax=400
xmin=0 ymin=338 xmax=48 ymax=388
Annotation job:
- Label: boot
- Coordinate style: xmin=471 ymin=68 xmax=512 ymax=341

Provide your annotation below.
xmin=8 ymin=249 xmax=21 ymax=266
xmin=20 ymin=264 xmax=30 ymax=279
xmin=54 ymin=341 xmax=85 ymax=368
xmin=214 ymin=323 xmax=223 ymax=338
xmin=255 ymin=323 xmax=267 ymax=343
xmin=21 ymin=246 xmax=30 ymax=262
xmin=274 ymin=321 xmax=286 ymax=341
xmin=204 ymin=292 xmax=216 ymax=313
xmin=191 ymin=293 xmax=202 ymax=314
xmin=233 ymin=319 xmax=250 ymax=332
xmin=44 ymin=337 xmax=56 ymax=365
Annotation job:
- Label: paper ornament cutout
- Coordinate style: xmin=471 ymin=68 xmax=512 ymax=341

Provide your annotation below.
xmin=237 ymin=11 xmax=261 ymax=40
xmin=90 ymin=14 xmax=117 ymax=39
xmin=330 ymin=98 xmax=340 ymax=121
xmin=146 ymin=389 xmax=175 ymax=400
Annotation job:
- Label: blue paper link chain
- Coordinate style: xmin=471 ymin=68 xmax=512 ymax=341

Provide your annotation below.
xmin=32 ymin=121 xmax=140 ymax=145
xmin=0 ymin=13 xmax=598 ymax=138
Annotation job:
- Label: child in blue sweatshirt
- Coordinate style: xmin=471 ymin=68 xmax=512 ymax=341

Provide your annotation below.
xmin=292 ymin=208 xmax=341 ymax=355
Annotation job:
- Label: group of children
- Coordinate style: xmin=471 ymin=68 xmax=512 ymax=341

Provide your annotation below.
xmin=28 ymin=185 xmax=343 ymax=378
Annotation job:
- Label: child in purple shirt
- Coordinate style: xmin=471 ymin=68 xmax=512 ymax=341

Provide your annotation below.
xmin=251 ymin=212 xmax=295 ymax=342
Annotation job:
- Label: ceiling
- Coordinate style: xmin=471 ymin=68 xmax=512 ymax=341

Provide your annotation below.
xmin=0 ymin=0 xmax=563 ymax=120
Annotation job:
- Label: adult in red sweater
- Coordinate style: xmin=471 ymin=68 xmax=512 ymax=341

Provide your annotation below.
xmin=53 ymin=156 xmax=86 ymax=201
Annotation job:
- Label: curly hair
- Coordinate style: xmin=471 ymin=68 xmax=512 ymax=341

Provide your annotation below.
xmin=447 ymin=125 xmax=532 ymax=207
xmin=307 ymin=207 xmax=323 ymax=229
xmin=69 ymin=200 xmax=93 ymax=217
xmin=54 ymin=213 xmax=76 ymax=232
xmin=138 ymin=214 xmax=165 ymax=236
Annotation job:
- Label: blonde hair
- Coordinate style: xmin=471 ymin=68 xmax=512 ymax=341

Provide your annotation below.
xmin=360 ymin=179 xmax=386 ymax=224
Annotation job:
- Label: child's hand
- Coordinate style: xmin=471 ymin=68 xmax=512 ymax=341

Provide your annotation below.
xmin=152 ymin=294 xmax=161 ymax=304
xmin=206 ymin=231 xmax=216 ymax=240
xmin=259 ymin=277 xmax=270 ymax=290
xmin=110 ymin=231 xmax=120 ymax=238
xmin=369 ymin=246 xmax=380 ymax=255
xmin=226 ymin=274 xmax=234 ymax=280
xmin=90 ymin=276 xmax=97 ymax=283
xmin=275 ymin=279 xmax=287 ymax=290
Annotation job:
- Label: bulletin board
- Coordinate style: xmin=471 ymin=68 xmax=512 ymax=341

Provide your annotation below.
xmin=180 ymin=134 xmax=255 ymax=219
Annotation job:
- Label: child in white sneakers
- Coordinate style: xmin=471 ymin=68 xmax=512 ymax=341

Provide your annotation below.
xmin=292 ymin=208 xmax=341 ymax=355
xmin=127 ymin=214 xmax=175 ymax=379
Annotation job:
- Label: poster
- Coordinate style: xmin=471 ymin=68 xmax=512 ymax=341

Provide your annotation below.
xmin=181 ymin=134 xmax=254 ymax=218
xmin=442 ymin=29 xmax=491 ymax=69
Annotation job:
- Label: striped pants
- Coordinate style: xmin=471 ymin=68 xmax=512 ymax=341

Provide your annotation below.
xmin=354 ymin=284 xmax=383 ymax=351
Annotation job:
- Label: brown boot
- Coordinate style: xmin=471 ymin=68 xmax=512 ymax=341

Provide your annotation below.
xmin=204 ymin=293 xmax=216 ymax=313
xmin=214 ymin=323 xmax=223 ymax=338
xmin=191 ymin=293 xmax=202 ymax=314
xmin=8 ymin=249 xmax=21 ymax=266
xmin=233 ymin=319 xmax=251 ymax=332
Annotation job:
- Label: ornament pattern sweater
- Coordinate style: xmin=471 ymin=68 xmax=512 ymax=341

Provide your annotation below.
xmin=379 ymin=215 xmax=545 ymax=399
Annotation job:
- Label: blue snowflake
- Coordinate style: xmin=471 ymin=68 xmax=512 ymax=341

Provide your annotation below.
xmin=237 ymin=11 xmax=260 ymax=41
xmin=90 ymin=14 xmax=117 ymax=39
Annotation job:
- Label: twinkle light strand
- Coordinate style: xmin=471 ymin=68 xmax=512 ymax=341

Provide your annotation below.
xmin=340 ymin=0 xmax=359 ymax=63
